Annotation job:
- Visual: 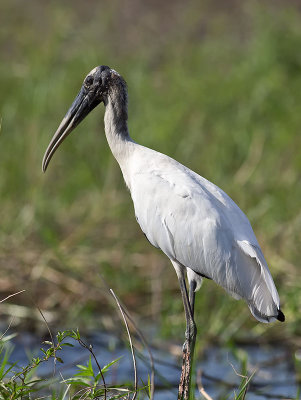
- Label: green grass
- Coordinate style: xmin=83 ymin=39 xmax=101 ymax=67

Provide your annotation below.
xmin=0 ymin=328 xmax=261 ymax=400
xmin=0 ymin=0 xmax=300 ymax=350
xmin=0 ymin=329 xmax=140 ymax=399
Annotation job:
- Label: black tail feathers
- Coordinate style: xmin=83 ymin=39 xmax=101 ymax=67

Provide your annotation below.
xmin=277 ymin=309 xmax=285 ymax=322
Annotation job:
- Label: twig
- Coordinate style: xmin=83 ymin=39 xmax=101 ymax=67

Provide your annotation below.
xmin=77 ymin=338 xmax=107 ymax=400
xmin=31 ymin=300 xmax=56 ymax=377
xmin=100 ymin=274 xmax=154 ymax=398
xmin=197 ymin=369 xmax=214 ymax=400
xmin=0 ymin=290 xmax=26 ymax=303
xmin=112 ymin=298 xmax=155 ymax=399
xmin=110 ymin=289 xmax=138 ymax=400
xmin=58 ymin=371 xmax=71 ymax=400
xmin=229 ymin=361 xmax=248 ymax=379
xmin=0 ymin=317 xmax=15 ymax=340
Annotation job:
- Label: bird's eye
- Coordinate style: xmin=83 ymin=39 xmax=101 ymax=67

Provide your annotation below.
xmin=85 ymin=76 xmax=94 ymax=87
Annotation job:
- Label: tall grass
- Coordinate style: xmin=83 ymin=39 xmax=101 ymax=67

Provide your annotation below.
xmin=0 ymin=0 xmax=300 ymax=344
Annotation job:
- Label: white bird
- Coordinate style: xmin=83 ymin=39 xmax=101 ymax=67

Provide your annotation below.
xmin=42 ymin=65 xmax=284 ymax=399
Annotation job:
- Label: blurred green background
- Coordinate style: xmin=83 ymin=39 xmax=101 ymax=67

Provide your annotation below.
xmin=0 ymin=0 xmax=300 ymax=349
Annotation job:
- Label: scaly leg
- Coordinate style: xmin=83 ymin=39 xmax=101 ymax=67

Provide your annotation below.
xmin=172 ymin=262 xmax=197 ymax=400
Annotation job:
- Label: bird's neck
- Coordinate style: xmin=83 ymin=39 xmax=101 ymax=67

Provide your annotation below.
xmin=103 ymin=88 xmax=134 ymax=166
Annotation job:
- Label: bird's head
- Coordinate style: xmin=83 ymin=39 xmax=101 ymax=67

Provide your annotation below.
xmin=42 ymin=65 xmax=126 ymax=172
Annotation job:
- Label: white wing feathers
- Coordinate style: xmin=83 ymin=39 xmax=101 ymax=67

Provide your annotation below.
xmin=129 ymin=148 xmax=281 ymax=323
xmin=235 ymin=240 xmax=280 ymax=322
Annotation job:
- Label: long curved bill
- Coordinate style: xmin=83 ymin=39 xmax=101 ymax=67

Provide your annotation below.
xmin=42 ymin=87 xmax=101 ymax=172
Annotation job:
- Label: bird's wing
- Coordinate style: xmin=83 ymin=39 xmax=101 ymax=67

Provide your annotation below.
xmin=130 ymin=148 xmax=257 ymax=262
xmin=234 ymin=240 xmax=280 ymax=321
xmin=129 ymin=149 xmax=280 ymax=321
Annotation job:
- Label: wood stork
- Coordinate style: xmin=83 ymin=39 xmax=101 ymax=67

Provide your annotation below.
xmin=42 ymin=65 xmax=284 ymax=400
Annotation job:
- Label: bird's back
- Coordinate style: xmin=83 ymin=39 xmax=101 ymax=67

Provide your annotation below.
xmin=127 ymin=145 xmax=283 ymax=323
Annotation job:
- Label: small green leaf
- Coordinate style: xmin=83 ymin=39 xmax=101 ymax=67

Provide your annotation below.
xmin=101 ymin=357 xmax=122 ymax=373
xmin=64 ymin=377 xmax=91 ymax=387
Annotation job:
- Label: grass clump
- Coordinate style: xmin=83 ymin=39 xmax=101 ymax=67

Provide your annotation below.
xmin=0 ymin=329 xmax=140 ymax=400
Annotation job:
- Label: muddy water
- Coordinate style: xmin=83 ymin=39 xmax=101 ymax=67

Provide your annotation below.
xmin=8 ymin=331 xmax=298 ymax=399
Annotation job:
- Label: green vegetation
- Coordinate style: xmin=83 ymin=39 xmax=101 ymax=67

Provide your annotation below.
xmin=0 ymin=328 xmax=258 ymax=399
xmin=0 ymin=329 xmax=139 ymax=399
xmin=0 ymin=0 xmax=300 ymax=397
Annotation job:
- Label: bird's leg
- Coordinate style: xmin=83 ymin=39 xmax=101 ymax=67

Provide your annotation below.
xmin=189 ymin=279 xmax=197 ymax=316
xmin=185 ymin=280 xmax=197 ymax=399
xmin=177 ymin=276 xmax=190 ymax=400
xmin=177 ymin=276 xmax=197 ymax=400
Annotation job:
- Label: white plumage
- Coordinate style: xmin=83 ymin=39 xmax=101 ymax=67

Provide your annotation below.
xmin=42 ymin=65 xmax=284 ymax=400
xmin=118 ymin=144 xmax=280 ymax=323
xmin=43 ymin=65 xmax=284 ymax=327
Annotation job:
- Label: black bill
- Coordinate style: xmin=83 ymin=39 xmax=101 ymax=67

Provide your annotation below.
xmin=42 ymin=86 xmax=101 ymax=172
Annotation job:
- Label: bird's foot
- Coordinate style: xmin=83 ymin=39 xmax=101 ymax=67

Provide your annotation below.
xmin=178 ymin=339 xmax=193 ymax=400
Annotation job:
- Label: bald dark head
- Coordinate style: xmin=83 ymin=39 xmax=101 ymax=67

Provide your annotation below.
xmin=82 ymin=65 xmax=127 ymax=106
xmin=42 ymin=65 xmax=127 ymax=171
